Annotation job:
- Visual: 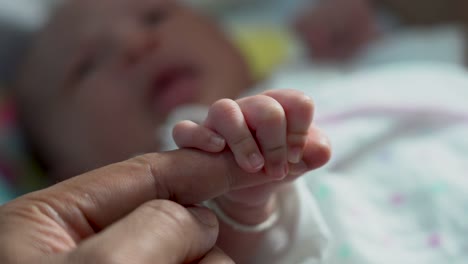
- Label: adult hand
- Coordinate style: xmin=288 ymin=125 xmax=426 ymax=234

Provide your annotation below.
xmin=0 ymin=132 xmax=330 ymax=263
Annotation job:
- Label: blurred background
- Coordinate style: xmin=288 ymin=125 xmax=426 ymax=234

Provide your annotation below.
xmin=1 ymin=0 xmax=467 ymax=84
xmin=198 ymin=0 xmax=467 ymax=81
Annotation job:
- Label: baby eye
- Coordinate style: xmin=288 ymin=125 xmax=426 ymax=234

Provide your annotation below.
xmin=67 ymin=49 xmax=97 ymax=85
xmin=74 ymin=57 xmax=96 ymax=80
xmin=141 ymin=8 xmax=168 ymax=27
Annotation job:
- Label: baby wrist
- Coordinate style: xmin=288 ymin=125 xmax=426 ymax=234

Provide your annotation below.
xmin=205 ymin=195 xmax=280 ymax=233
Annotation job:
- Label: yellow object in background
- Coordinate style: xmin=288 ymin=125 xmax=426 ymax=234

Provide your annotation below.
xmin=233 ymin=26 xmax=293 ymax=81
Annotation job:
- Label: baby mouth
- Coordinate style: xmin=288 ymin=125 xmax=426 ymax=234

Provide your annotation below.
xmin=151 ymin=66 xmax=200 ymax=117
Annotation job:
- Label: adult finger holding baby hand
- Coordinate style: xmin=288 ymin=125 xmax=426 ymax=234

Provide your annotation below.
xmin=171 ymin=89 xmax=330 ymax=210
xmin=0 ymin=137 xmax=329 ymax=264
xmin=0 ymin=151 xmax=244 ymax=264
xmin=172 ymin=89 xmax=330 ymax=262
xmin=173 ymin=89 xmax=327 ymax=207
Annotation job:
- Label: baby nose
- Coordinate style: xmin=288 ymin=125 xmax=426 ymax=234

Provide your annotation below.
xmin=111 ymin=23 xmax=160 ymax=67
xmin=124 ymin=33 xmax=160 ymax=66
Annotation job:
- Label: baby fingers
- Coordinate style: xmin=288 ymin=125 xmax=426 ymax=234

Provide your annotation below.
xmin=263 ymin=90 xmax=314 ymax=164
xmin=237 ymin=95 xmax=289 ymax=180
xmin=173 ymin=120 xmax=226 ymax=152
xmin=205 ymin=99 xmax=265 ymax=174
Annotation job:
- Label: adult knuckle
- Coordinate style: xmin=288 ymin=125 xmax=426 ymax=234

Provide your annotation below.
xmin=128 ymin=154 xmax=172 ymax=201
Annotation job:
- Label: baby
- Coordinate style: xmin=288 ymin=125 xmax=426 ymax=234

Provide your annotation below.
xmin=9 ymin=0 xmax=468 ymax=263
xmin=14 ymin=0 xmax=253 ymax=179
xmin=11 ymin=0 xmax=330 ymax=263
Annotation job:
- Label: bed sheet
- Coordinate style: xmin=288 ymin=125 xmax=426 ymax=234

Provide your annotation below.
xmin=268 ymin=63 xmax=468 ymax=264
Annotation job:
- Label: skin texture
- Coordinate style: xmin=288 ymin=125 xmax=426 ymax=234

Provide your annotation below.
xmin=173 ymin=90 xmax=328 ymax=262
xmin=0 ymin=127 xmax=330 ymax=264
xmin=174 ymin=90 xmax=314 ymax=208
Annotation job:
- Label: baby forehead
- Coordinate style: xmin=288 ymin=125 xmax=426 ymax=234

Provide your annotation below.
xmin=70 ymin=0 xmax=176 ymax=13
xmin=52 ymin=0 xmax=166 ymax=33
xmin=59 ymin=0 xmax=187 ymax=35
xmin=43 ymin=0 xmax=183 ymax=54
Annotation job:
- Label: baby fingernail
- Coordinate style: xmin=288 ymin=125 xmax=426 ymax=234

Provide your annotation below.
xmin=290 ymin=161 xmax=308 ymax=175
xmin=288 ymin=147 xmax=303 ymax=164
xmin=210 ymin=135 xmax=225 ymax=148
xmin=249 ymin=153 xmax=265 ymax=171
xmin=271 ymin=163 xmax=288 ymax=180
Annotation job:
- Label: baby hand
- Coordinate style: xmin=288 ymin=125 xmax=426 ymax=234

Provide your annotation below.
xmin=294 ymin=0 xmax=378 ymax=61
xmin=173 ymin=89 xmax=314 ymax=180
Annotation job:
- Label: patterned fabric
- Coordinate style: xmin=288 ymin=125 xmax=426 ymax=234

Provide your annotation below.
xmin=267 ymin=63 xmax=468 ymax=263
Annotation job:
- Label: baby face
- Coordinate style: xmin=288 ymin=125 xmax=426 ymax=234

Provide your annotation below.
xmin=17 ymin=0 xmax=252 ymax=178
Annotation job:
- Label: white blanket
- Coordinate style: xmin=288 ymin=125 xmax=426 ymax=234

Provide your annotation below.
xmin=269 ymin=62 xmax=468 ymax=264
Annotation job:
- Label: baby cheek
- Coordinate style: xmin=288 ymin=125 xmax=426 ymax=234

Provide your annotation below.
xmin=82 ymin=103 xmax=157 ymax=159
xmin=122 ymin=35 xmax=161 ymax=69
xmin=94 ymin=118 xmax=158 ymax=161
